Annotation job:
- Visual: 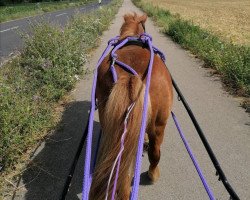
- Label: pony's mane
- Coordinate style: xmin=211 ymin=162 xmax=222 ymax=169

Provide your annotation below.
xmin=120 ymin=13 xmax=147 ymax=40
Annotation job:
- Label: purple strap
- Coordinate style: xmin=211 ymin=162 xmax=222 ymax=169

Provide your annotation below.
xmin=82 ymin=37 xmax=118 ymax=200
xmin=107 ymin=36 xmax=150 ymax=199
xmin=130 ymin=33 xmax=154 ymax=200
xmin=110 ymin=64 xmax=118 ymax=82
xmin=115 ymin=60 xmax=138 ymax=76
xmin=152 ymin=46 xmax=166 ymax=62
xmin=171 ymin=112 xmax=215 ymax=200
xmin=111 ymin=102 xmax=136 ymax=200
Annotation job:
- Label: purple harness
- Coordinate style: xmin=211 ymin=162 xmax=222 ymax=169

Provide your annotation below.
xmin=82 ymin=33 xmax=215 ymax=200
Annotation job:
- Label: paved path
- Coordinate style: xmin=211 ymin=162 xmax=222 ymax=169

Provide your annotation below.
xmin=0 ymin=0 xmax=111 ymax=63
xmin=12 ymin=0 xmax=249 ymax=199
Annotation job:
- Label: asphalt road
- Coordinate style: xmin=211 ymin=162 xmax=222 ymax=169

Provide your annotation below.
xmin=10 ymin=0 xmax=249 ymax=200
xmin=0 ymin=0 xmax=111 ymax=63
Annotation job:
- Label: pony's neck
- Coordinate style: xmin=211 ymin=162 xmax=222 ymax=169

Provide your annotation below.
xmin=120 ymin=22 xmax=144 ymax=40
xmin=119 ymin=13 xmax=147 ymax=40
xmin=120 ymin=26 xmax=138 ymax=39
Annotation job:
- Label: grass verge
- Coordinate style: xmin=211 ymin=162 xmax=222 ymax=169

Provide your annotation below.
xmin=0 ymin=0 xmax=122 ymax=197
xmin=133 ymin=0 xmax=250 ymax=96
xmin=0 ymin=0 xmax=94 ymax=23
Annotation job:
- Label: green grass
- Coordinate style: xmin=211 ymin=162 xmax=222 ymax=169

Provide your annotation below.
xmin=0 ymin=0 xmax=95 ymax=23
xmin=133 ymin=0 xmax=250 ymax=96
xmin=0 ymin=0 xmax=122 ymax=197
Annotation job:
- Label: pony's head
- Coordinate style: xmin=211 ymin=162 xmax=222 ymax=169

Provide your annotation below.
xmin=120 ymin=13 xmax=147 ymax=40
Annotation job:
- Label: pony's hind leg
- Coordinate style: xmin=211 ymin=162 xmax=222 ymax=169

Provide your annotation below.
xmin=147 ymin=124 xmax=165 ymax=182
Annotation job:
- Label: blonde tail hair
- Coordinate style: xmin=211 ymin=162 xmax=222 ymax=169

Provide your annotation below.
xmin=89 ymin=75 xmax=148 ymax=200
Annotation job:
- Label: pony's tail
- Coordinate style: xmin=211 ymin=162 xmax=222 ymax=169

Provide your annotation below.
xmin=89 ymin=75 xmax=148 ymax=200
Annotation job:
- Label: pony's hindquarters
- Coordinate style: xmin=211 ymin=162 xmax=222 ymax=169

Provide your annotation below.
xmin=90 ymin=75 xmax=148 ymax=200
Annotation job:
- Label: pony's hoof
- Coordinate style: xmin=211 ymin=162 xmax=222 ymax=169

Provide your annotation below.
xmin=148 ymin=166 xmax=160 ymax=183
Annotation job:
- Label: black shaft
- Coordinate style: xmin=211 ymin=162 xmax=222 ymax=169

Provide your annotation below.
xmin=172 ymin=78 xmax=240 ymax=200
xmin=60 ymin=113 xmax=90 ymax=200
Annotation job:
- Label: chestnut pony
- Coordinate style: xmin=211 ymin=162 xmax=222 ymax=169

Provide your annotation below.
xmin=89 ymin=13 xmax=173 ymax=200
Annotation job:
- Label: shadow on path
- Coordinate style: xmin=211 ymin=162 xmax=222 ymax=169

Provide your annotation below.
xmin=15 ymin=101 xmax=100 ymax=200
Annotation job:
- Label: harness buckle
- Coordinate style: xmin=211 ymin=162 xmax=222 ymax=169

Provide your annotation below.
xmin=111 ymin=57 xmax=116 ymax=66
xmin=108 ymin=36 xmax=119 ymax=45
xmin=111 ymin=54 xmax=117 ymax=66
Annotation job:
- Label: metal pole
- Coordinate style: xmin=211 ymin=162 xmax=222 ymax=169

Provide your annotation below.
xmin=172 ymin=78 xmax=240 ymax=200
xmin=60 ymin=113 xmax=90 ymax=200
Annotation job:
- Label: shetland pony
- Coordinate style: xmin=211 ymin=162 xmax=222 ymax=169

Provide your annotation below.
xmin=89 ymin=13 xmax=173 ymax=200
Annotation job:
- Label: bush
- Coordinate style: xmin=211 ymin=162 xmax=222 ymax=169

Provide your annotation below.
xmin=0 ymin=0 xmax=121 ymax=183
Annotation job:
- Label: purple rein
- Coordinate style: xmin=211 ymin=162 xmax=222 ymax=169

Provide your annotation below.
xmin=82 ymin=36 xmax=119 ymax=200
xmin=82 ymin=33 xmax=215 ymax=200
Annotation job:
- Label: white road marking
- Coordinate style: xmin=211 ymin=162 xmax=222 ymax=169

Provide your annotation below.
xmin=0 ymin=26 xmax=19 ymax=33
xmin=55 ymin=13 xmax=67 ymax=17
